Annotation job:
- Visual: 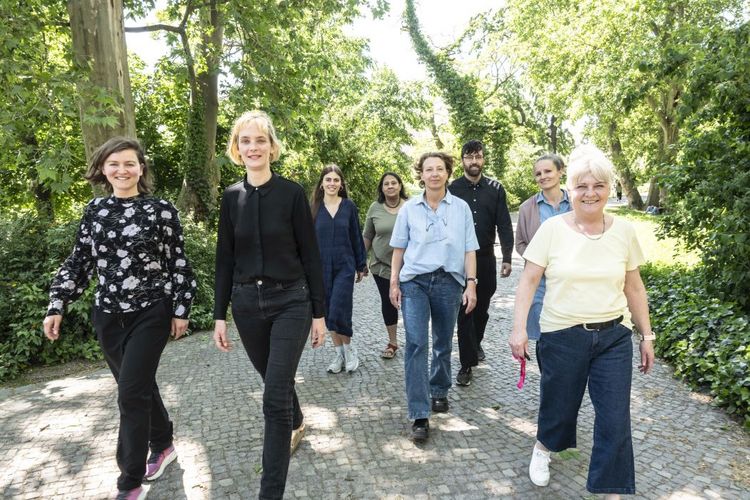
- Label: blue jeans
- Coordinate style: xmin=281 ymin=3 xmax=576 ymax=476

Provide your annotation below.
xmin=537 ymin=324 xmax=635 ymax=495
xmin=231 ymin=279 xmax=312 ymax=500
xmin=400 ymin=270 xmax=463 ymax=420
xmin=526 ymin=275 xmax=547 ymax=341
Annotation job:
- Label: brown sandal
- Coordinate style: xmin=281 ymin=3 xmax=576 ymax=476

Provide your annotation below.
xmin=381 ymin=343 xmax=398 ymax=359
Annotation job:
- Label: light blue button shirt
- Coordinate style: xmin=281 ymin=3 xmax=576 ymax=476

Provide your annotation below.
xmin=536 ymin=189 xmax=570 ymax=222
xmin=390 ymin=190 xmax=479 ymax=286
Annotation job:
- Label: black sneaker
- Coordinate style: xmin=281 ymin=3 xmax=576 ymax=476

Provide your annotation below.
xmin=431 ymin=397 xmax=449 ymax=413
xmin=411 ymin=418 xmax=429 ymax=442
xmin=456 ymin=367 xmax=472 ymax=386
xmin=477 ymin=347 xmax=486 ymax=362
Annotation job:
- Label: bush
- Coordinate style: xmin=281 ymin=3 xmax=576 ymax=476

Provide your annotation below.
xmin=0 ymin=210 xmax=216 ymax=382
xmin=642 ymin=263 xmax=750 ymax=430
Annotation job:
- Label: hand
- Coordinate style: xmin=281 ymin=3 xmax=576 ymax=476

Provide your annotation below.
xmin=508 ymin=326 xmax=529 ymax=361
xmin=43 ymin=314 xmax=62 ymax=341
xmin=639 ymin=339 xmax=655 ymax=374
xmin=389 ymin=284 xmax=401 ymax=309
xmin=355 ymin=270 xmax=365 ymax=283
xmin=462 ymin=284 xmax=477 ymax=314
xmin=171 ymin=318 xmax=189 ymax=339
xmin=213 ymin=320 xmax=232 ymax=352
xmin=310 ymin=317 xmax=326 ymax=348
xmin=500 ymin=262 xmax=512 ymax=278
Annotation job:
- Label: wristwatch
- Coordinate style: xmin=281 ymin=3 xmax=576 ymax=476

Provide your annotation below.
xmin=641 ymin=332 xmax=656 ymax=341
xmin=466 ymin=277 xmax=478 ymax=285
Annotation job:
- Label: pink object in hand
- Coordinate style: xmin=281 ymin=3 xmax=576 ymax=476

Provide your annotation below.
xmin=516 ymin=356 xmax=526 ymax=390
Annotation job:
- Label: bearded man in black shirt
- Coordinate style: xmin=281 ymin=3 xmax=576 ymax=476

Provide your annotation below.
xmin=448 ymin=140 xmax=514 ymax=386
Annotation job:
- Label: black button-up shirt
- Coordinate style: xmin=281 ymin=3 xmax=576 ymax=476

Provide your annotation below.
xmin=448 ymin=175 xmax=514 ymax=263
xmin=214 ymin=173 xmax=326 ymax=319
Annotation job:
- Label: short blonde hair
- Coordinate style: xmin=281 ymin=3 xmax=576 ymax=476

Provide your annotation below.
xmin=566 ymin=144 xmax=613 ymax=188
xmin=226 ymin=110 xmax=283 ymax=165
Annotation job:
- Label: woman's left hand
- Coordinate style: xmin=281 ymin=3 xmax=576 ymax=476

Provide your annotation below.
xmin=171 ymin=318 xmax=189 ymax=339
xmin=355 ymin=270 xmax=365 ymax=283
xmin=639 ymin=339 xmax=655 ymax=374
xmin=462 ymin=284 xmax=477 ymax=314
xmin=310 ymin=317 xmax=326 ymax=348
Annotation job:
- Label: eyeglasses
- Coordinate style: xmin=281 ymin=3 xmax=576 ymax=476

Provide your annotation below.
xmin=463 ymin=154 xmax=484 ymax=161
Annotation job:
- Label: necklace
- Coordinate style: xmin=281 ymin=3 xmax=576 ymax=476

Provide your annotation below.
xmin=384 ymin=198 xmax=401 ymax=209
xmin=574 ymin=214 xmax=606 ymax=240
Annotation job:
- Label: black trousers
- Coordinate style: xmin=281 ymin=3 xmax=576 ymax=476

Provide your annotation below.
xmin=372 ymin=274 xmax=399 ymax=326
xmin=93 ymin=299 xmax=173 ymax=491
xmin=456 ymin=253 xmax=497 ymax=369
xmin=231 ymin=279 xmax=312 ymax=500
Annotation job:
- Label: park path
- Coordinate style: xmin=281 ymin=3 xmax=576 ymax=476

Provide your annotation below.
xmin=1 ymin=225 xmax=749 ymax=499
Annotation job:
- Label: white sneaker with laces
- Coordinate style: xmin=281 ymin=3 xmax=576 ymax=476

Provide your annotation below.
xmin=529 ymin=444 xmax=551 ymax=486
xmin=344 ymin=344 xmax=359 ymax=373
xmin=327 ymin=352 xmax=345 ymax=373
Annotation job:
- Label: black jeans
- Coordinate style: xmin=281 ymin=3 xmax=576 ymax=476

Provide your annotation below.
xmin=372 ymin=274 xmax=399 ymax=326
xmin=456 ymin=253 xmax=497 ymax=368
xmin=93 ymin=299 xmax=173 ymax=491
xmin=231 ymin=279 xmax=312 ymax=500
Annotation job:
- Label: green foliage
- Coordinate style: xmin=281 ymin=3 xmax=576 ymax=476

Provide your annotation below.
xmin=659 ymin=22 xmax=750 ymax=311
xmin=0 ymin=207 xmax=216 ymax=382
xmin=642 ymin=263 xmax=750 ymax=430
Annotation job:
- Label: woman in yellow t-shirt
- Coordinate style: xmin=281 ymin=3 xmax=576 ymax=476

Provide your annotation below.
xmin=509 ymin=145 xmax=655 ymax=499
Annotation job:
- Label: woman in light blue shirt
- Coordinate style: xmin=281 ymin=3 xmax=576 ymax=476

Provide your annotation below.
xmin=389 ymin=152 xmax=479 ymax=442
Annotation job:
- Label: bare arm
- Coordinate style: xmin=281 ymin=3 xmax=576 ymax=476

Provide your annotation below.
xmin=462 ymin=250 xmax=477 ymax=313
xmin=624 ymin=268 xmax=655 ymax=374
xmin=508 ymin=261 xmax=545 ymax=360
xmin=389 ymin=247 xmax=405 ymax=309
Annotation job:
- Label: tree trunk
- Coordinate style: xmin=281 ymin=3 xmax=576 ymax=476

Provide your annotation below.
xmin=607 ymin=121 xmax=644 ymax=210
xmin=548 ymin=115 xmax=558 ymax=154
xmin=67 ymin=0 xmax=136 ymax=161
xmin=177 ymin=1 xmax=223 ymax=222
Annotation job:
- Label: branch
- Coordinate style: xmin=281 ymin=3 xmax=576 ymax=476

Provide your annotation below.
xmin=125 ymin=24 xmax=182 ymax=33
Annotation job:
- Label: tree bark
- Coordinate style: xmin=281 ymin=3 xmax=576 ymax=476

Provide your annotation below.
xmin=548 ymin=115 xmax=558 ymax=153
xmin=67 ymin=0 xmax=136 ymax=161
xmin=607 ymin=121 xmax=644 ymax=210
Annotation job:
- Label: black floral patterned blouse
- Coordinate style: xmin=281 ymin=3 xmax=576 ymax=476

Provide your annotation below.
xmin=47 ymin=195 xmax=197 ymax=318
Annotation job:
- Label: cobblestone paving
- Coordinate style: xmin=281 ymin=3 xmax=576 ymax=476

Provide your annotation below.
xmin=2 ymin=253 xmax=749 ymax=499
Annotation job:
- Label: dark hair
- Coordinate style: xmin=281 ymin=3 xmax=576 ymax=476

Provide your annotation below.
xmin=534 ymin=153 xmax=565 ymax=171
xmin=461 ymin=140 xmax=484 ymax=158
xmin=311 ymin=164 xmax=348 ymax=218
xmin=376 ymin=172 xmax=409 ymax=204
xmin=414 ymin=152 xmax=454 ymax=189
xmin=84 ymin=137 xmax=153 ymax=195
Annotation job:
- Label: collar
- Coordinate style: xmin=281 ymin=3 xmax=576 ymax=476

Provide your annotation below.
xmin=243 ymin=172 xmax=277 ymax=196
xmin=536 ymin=189 xmax=569 ymax=205
xmin=455 ymin=174 xmax=485 ymax=188
xmin=417 ymin=189 xmax=454 ymax=207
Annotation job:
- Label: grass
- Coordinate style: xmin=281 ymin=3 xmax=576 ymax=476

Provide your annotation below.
xmin=607 ymin=206 xmax=699 ymax=267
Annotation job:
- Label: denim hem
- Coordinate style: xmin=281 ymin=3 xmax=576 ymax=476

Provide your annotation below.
xmin=430 ymin=391 xmax=449 ymax=399
xmin=537 ymin=437 xmax=576 ymax=453
xmin=408 ymin=412 xmax=431 ymax=420
xmin=586 ymin=484 xmax=635 ymax=495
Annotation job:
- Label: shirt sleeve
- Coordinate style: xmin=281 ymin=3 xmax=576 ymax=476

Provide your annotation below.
xmin=464 ymin=202 xmax=480 ymax=252
xmin=363 ymin=203 xmax=376 ymax=241
xmin=390 ymin=205 xmax=409 ymax=249
xmin=291 ymin=187 xmax=326 ymax=318
xmin=160 ymin=202 xmax=197 ymax=319
xmin=495 ymin=184 xmax=514 ymax=263
xmin=625 ymin=222 xmax=646 ymax=271
xmin=213 ymin=191 xmax=235 ymax=320
xmin=47 ymin=203 xmax=97 ymax=316
xmin=523 ymin=218 xmax=553 ymax=269
xmin=349 ymin=201 xmax=367 ymax=271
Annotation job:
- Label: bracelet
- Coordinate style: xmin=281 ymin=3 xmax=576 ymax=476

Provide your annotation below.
xmin=641 ymin=333 xmax=656 ymax=341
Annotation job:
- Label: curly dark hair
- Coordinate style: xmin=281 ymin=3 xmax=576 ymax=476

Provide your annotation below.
xmin=414 ymin=152 xmax=454 ymax=188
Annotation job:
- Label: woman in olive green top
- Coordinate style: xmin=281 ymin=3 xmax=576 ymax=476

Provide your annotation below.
xmin=363 ymin=172 xmax=409 ymax=358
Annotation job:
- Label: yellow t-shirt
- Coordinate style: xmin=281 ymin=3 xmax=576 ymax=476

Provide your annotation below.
xmin=523 ymin=215 xmax=645 ymax=332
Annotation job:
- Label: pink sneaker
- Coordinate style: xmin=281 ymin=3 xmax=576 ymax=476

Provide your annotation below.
xmin=115 ymin=486 xmax=146 ymax=500
xmin=144 ymin=444 xmax=177 ymax=481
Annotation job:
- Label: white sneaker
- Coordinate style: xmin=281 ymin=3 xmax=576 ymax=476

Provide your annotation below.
xmin=529 ymin=444 xmax=551 ymax=486
xmin=327 ymin=352 xmax=345 ymax=373
xmin=344 ymin=345 xmax=359 ymax=373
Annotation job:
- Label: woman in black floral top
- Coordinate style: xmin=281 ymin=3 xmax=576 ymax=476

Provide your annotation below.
xmin=43 ymin=137 xmax=197 ymax=500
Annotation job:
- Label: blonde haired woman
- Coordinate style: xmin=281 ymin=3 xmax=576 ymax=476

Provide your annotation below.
xmin=214 ymin=110 xmax=327 ymax=499
xmin=509 ymin=144 xmax=655 ymax=498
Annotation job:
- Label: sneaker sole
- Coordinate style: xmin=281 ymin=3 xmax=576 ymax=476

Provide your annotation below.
xmin=327 ymin=366 xmax=344 ymax=374
xmin=529 ymin=474 xmax=549 ymax=487
xmin=144 ymin=449 xmax=177 ymax=481
xmin=345 ymin=360 xmax=359 ymax=373
xmin=290 ymin=423 xmax=306 ymax=455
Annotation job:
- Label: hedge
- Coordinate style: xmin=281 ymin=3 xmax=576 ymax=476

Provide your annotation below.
xmin=642 ymin=263 xmax=750 ymax=430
